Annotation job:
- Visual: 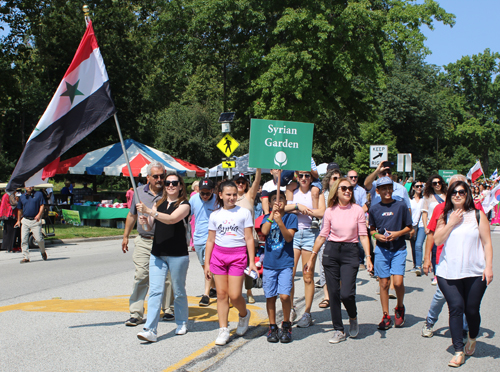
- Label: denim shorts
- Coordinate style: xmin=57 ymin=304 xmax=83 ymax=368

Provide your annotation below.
xmin=194 ymin=244 xmax=206 ymax=266
xmin=263 ymin=267 xmax=293 ymax=298
xmin=374 ymin=246 xmax=407 ymax=278
xmin=293 ymin=228 xmax=319 ymax=251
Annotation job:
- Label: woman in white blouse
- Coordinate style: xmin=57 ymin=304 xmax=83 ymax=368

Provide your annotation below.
xmin=434 ymin=181 xmax=493 ymax=367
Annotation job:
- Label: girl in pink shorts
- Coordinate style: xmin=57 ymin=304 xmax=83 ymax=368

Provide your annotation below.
xmin=204 ymin=180 xmax=259 ymax=346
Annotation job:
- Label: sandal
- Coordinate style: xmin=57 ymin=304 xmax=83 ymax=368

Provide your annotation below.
xmin=319 ymin=299 xmax=330 ymax=308
xmin=448 ymin=352 xmax=465 ymax=368
xmin=465 ymin=336 xmax=477 ymax=356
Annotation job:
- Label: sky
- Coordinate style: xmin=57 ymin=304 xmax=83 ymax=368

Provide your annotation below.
xmin=419 ymin=0 xmax=500 ymax=67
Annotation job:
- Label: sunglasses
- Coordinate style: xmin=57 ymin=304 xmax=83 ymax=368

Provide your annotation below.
xmin=235 ymin=180 xmax=247 ymax=185
xmin=432 ymin=181 xmax=443 ymax=186
xmin=200 ymin=191 xmax=212 ymax=197
xmin=164 ymin=180 xmax=179 ymax=187
xmin=349 ymin=176 xmax=358 ymax=179
xmin=451 ymin=189 xmax=466 ymax=197
xmin=415 ymin=185 xmax=423 ymax=188
xmin=298 ymin=174 xmax=311 ymax=179
xmin=339 ymin=185 xmax=354 ymax=192
xmin=332 ymin=176 xmax=339 ymax=181
xmin=380 ymin=171 xmax=391 ymax=176
xmin=151 ymin=174 xmax=165 ymax=180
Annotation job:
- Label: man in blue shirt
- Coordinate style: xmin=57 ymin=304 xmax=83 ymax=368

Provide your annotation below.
xmin=15 ymin=187 xmax=46 ymax=263
xmin=190 ymin=178 xmax=217 ymax=306
xmin=364 ymin=162 xmax=411 ymax=209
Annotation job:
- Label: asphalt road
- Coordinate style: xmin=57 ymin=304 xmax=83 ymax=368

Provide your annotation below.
xmin=0 ymin=234 xmax=499 ymax=372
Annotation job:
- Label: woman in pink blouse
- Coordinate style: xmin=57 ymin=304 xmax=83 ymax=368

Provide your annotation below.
xmin=305 ymin=178 xmax=372 ymax=344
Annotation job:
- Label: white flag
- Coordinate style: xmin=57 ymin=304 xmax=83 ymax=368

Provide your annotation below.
xmin=482 ymin=183 xmax=500 ymax=214
xmin=490 ymin=169 xmax=498 ymax=180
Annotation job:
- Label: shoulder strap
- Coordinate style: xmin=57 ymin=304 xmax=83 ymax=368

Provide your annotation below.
xmin=434 ymin=193 xmax=444 ymax=204
xmin=476 ymin=209 xmax=480 ymax=225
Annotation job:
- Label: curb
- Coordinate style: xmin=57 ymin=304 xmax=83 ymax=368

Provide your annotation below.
xmin=46 ymin=234 xmax=137 ymax=245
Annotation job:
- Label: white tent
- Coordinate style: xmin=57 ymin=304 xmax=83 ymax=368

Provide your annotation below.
xmin=208 ymin=154 xmax=271 ymax=177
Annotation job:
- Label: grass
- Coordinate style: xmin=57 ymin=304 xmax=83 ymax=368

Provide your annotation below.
xmin=45 ymin=224 xmax=138 ymax=240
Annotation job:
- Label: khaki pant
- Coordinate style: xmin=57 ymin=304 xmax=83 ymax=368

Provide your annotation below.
xmin=129 ymin=236 xmax=174 ymax=321
xmin=21 ymin=218 xmax=46 ymax=260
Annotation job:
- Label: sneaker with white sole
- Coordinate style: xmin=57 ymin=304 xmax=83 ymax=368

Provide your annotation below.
xmin=175 ymin=324 xmax=188 ymax=335
xmin=421 ymin=319 xmax=434 ymax=337
xmin=349 ymin=317 xmax=359 ymax=338
xmin=431 ymin=276 xmax=438 ymax=286
xmin=296 ymin=312 xmax=313 ymax=328
xmin=329 ymin=330 xmax=346 ymax=344
xmin=215 ymin=327 xmax=230 ymax=345
xmin=290 ymin=307 xmax=297 ymax=324
xmin=137 ymin=329 xmax=157 ymax=342
xmin=236 ymin=310 xmax=251 ymax=336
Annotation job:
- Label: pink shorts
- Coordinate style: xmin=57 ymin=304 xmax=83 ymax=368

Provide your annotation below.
xmin=210 ymin=244 xmax=247 ymax=276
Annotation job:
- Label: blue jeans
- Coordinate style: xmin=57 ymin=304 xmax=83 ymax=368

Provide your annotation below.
xmin=426 ymin=286 xmax=469 ymax=332
xmin=410 ymin=226 xmax=426 ymax=268
xmin=144 ymin=254 xmax=189 ymax=333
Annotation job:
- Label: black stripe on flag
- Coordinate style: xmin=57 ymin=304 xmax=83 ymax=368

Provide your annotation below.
xmin=7 ymin=82 xmax=116 ymax=191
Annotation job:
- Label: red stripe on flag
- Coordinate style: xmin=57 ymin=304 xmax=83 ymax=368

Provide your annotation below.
xmin=42 ymin=157 xmax=61 ymax=179
xmin=64 ymin=21 xmax=99 ymax=78
xmin=471 ymin=168 xmax=483 ymax=183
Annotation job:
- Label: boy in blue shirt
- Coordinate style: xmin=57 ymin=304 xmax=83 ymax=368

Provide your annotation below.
xmin=369 ymin=177 xmax=412 ymax=331
xmin=261 ymin=191 xmax=298 ymax=343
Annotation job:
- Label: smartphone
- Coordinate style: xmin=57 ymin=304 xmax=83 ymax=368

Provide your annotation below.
xmin=382 ymin=161 xmax=395 ymax=168
xmin=383 ymin=229 xmax=390 ymax=237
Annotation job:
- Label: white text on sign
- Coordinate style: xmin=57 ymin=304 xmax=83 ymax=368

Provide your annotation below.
xmin=265 ymin=124 xmax=299 ymax=149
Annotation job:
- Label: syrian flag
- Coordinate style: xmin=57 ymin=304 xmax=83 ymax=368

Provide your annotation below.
xmin=490 ymin=169 xmax=498 ymax=180
xmin=467 ymin=160 xmax=484 ymax=183
xmin=6 ymin=21 xmax=116 ymax=192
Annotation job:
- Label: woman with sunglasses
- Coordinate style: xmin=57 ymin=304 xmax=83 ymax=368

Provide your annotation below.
xmin=135 ymin=173 xmax=191 ymax=342
xmin=409 ymin=181 xmax=425 ymax=276
xmin=304 ymin=178 xmax=372 ymax=343
xmin=434 ymin=181 xmax=493 ymax=367
xmin=234 ymin=169 xmax=262 ymax=304
xmin=422 ymin=174 xmax=448 ymax=285
xmin=285 ymin=170 xmax=326 ymax=327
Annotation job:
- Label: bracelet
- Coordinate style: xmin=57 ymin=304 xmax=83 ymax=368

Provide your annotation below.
xmin=366 ymin=255 xmax=371 ymax=258
xmin=371 ymin=232 xmax=378 ymax=238
xmin=311 ymin=251 xmax=318 ymax=255
xmin=295 ymin=203 xmax=299 ymax=210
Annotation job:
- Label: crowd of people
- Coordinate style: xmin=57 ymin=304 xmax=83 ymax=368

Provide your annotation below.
xmin=79 ymin=160 xmax=494 ymax=367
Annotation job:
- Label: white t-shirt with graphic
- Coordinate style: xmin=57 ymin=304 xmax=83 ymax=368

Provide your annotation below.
xmin=208 ymin=206 xmax=254 ymax=248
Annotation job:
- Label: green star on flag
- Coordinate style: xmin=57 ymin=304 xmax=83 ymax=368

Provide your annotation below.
xmin=60 ymin=80 xmax=84 ymax=104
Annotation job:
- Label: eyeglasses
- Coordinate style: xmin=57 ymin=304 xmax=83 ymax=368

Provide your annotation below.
xmin=451 ymin=189 xmax=466 ymax=197
xmin=298 ymin=174 xmax=311 ymax=179
xmin=164 ymin=180 xmax=179 ymax=187
xmin=235 ymin=180 xmax=247 ymax=185
xmin=200 ymin=191 xmax=212 ymax=197
xmin=349 ymin=176 xmax=358 ymax=179
xmin=339 ymin=185 xmax=354 ymax=192
xmin=151 ymin=174 xmax=165 ymax=180
xmin=415 ymin=185 xmax=423 ymax=188
xmin=432 ymin=181 xmax=443 ymax=186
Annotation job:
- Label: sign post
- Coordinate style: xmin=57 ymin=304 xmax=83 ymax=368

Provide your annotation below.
xmin=370 ymin=145 xmax=388 ymax=168
xmin=216 ymin=133 xmax=240 ymax=179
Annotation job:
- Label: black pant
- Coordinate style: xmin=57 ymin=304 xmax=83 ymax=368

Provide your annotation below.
xmin=2 ymin=219 xmax=16 ymax=252
xmin=323 ymin=241 xmax=359 ymax=332
xmin=437 ymin=276 xmax=487 ymax=352
xmin=431 ymin=244 xmax=437 ymax=274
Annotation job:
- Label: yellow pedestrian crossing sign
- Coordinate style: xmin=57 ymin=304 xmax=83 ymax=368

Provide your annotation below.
xmin=222 ymin=160 xmax=236 ymax=168
xmin=217 ymin=134 xmax=239 ymax=157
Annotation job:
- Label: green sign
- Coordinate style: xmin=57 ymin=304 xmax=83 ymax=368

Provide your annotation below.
xmin=439 ymin=170 xmax=458 ymax=184
xmin=248 ymin=119 xmax=314 ymax=171
xmin=62 ymin=209 xmax=81 ymax=226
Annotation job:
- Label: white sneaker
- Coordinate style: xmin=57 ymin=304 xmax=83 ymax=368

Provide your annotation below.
xmin=236 ymin=310 xmax=251 ymax=336
xmin=296 ymin=312 xmax=313 ymax=328
xmin=290 ymin=307 xmax=297 ymax=324
xmin=137 ymin=329 xmax=157 ymax=342
xmin=215 ymin=327 xmax=230 ymax=345
xmin=175 ymin=324 xmax=188 ymax=335
xmin=329 ymin=330 xmax=346 ymax=344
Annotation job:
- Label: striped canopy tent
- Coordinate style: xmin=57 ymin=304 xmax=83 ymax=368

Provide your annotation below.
xmin=56 ymin=139 xmax=205 ymax=177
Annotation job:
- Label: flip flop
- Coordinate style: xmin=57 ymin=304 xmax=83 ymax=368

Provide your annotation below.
xmin=319 ymin=299 xmax=330 ymax=308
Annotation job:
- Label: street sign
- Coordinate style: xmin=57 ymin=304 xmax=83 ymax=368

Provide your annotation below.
xmin=439 ymin=170 xmax=457 ymax=184
xmin=370 ymin=145 xmax=388 ymax=168
xmin=222 ymin=157 xmax=236 ymax=168
xmin=217 ymin=134 xmax=239 ymax=157
xmin=248 ymin=119 xmax=314 ymax=171
xmin=397 ymin=153 xmax=412 ymax=172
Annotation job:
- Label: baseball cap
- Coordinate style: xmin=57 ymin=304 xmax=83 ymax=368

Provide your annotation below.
xmin=376 ymin=177 xmax=393 ymax=188
xmin=235 ymin=173 xmax=249 ymax=182
xmin=327 ymin=162 xmax=340 ymax=171
xmin=199 ymin=178 xmax=214 ymax=190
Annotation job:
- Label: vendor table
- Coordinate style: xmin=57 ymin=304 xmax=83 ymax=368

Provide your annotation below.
xmin=71 ymin=205 xmax=130 ymax=219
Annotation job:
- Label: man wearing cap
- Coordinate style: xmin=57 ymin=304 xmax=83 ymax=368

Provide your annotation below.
xmin=15 ymin=186 xmax=47 ymax=263
xmin=122 ymin=161 xmax=175 ymax=326
xmin=364 ymin=161 xmax=411 ymax=209
xmin=369 ymin=177 xmax=412 ymax=330
xmin=190 ymin=178 xmax=217 ymax=306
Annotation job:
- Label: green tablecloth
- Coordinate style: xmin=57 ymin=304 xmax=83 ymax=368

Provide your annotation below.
xmin=71 ymin=205 xmax=130 ymax=219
